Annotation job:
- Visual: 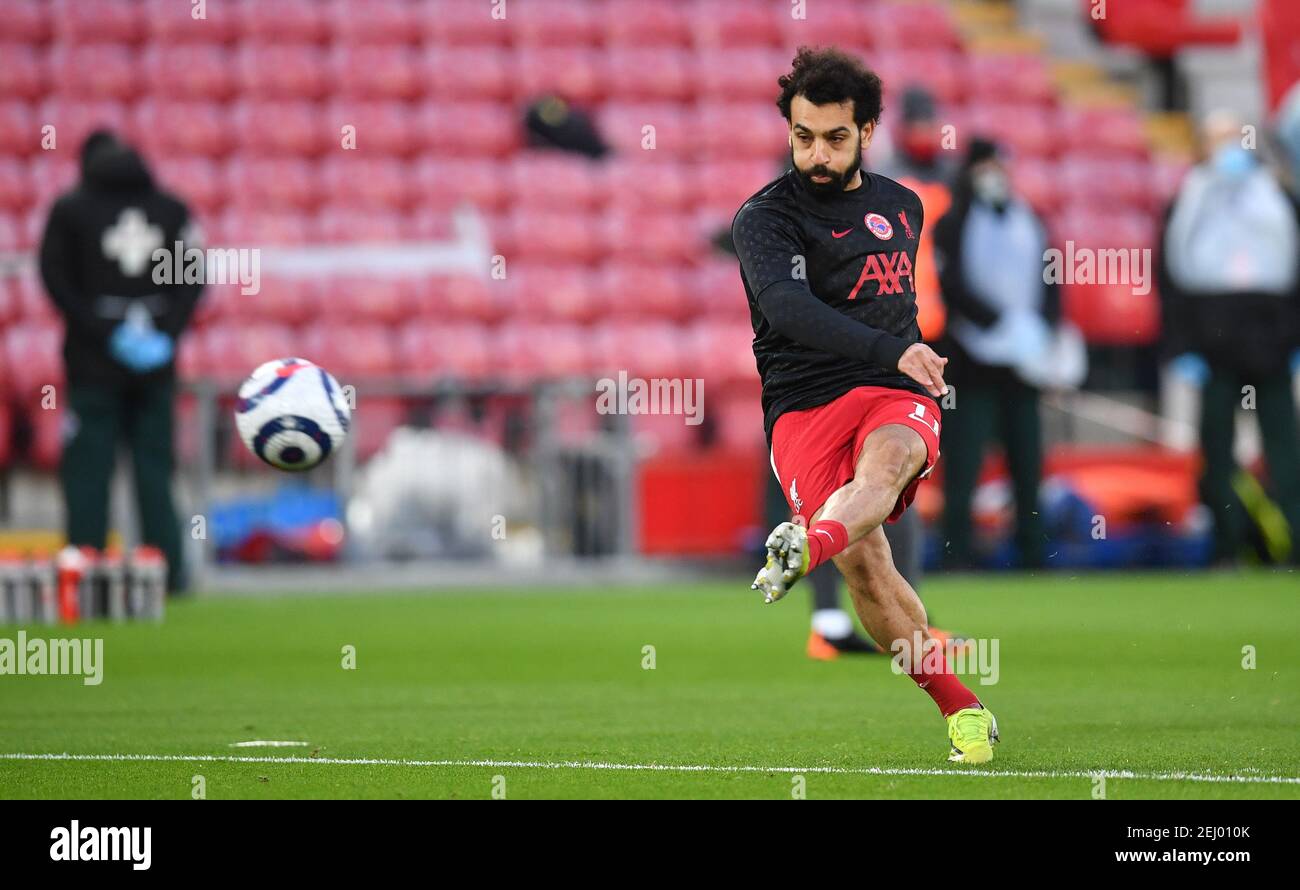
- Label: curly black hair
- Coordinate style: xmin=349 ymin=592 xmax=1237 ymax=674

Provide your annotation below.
xmin=776 ymin=46 xmax=883 ymax=128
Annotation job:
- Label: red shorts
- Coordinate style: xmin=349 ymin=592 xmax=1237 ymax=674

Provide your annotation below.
xmin=770 ymin=385 xmax=942 ymax=525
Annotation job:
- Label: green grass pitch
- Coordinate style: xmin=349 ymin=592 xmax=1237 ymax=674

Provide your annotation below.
xmin=1 ymin=571 xmax=1297 ymax=799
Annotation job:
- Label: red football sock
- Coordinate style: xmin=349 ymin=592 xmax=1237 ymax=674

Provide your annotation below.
xmin=901 ymin=638 xmax=981 ymax=717
xmin=805 ymin=519 xmax=849 ymax=572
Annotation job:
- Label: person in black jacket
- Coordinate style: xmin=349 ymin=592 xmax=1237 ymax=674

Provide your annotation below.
xmin=932 ymin=139 xmax=1060 ymax=569
xmin=39 ymin=130 xmax=203 ymax=592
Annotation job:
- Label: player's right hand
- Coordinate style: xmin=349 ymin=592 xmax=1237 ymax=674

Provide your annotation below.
xmin=898 ymin=343 xmax=949 ymax=398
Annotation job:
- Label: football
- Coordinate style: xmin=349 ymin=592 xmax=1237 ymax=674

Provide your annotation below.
xmin=234 ymin=358 xmax=351 ymax=471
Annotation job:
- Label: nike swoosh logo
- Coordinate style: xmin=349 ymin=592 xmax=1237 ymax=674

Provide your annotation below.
xmin=832 ymin=228 xmax=852 ymax=238
xmin=815 ymin=529 xmax=835 ymax=540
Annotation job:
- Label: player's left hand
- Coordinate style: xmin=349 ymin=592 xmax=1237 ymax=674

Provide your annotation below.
xmin=898 ymin=343 xmax=949 ymax=398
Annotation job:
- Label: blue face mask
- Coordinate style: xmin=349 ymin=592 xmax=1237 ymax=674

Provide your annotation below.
xmin=1212 ymin=145 xmax=1255 ymax=180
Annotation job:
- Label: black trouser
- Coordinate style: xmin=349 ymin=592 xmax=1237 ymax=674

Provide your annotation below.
xmin=940 ymin=378 xmax=1045 ymax=569
xmin=1199 ymin=366 xmax=1300 ymax=565
xmin=60 ymin=378 xmax=185 ymax=592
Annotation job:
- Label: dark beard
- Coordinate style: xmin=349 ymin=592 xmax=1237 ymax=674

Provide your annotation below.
xmin=792 ymin=145 xmax=862 ymax=197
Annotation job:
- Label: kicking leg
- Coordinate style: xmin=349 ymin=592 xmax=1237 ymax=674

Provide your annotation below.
xmin=752 ymin=423 xmax=928 ymax=602
xmin=836 ymin=526 xmax=998 ymax=763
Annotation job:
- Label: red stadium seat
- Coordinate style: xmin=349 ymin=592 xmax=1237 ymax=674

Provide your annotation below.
xmin=964 ymin=53 xmax=1057 ymax=106
xmin=215 ymin=209 xmax=312 ymax=246
xmin=508 ymin=0 xmax=602 ymax=47
xmin=413 ymin=158 xmax=511 ymax=212
xmin=1056 ymin=105 xmax=1150 ymax=158
xmin=331 ymin=45 xmax=422 ymax=100
xmin=141 ymin=45 xmax=237 ymax=100
xmin=695 ymin=50 xmax=789 ymax=102
xmin=350 ymin=395 xmax=407 ymax=462
xmin=0 ymin=45 xmax=47 ymax=101
xmin=690 ymin=261 xmax=752 ymax=320
xmin=238 ymin=0 xmax=331 ymax=43
xmin=194 ymin=322 xmax=298 ymax=380
xmin=601 ymin=159 xmax=692 ymax=212
xmin=506 ymin=209 xmax=602 ymax=264
xmin=592 ymin=321 xmax=690 ymax=379
xmin=0 ymin=160 xmax=33 ymax=212
xmin=863 ymin=2 xmax=961 ymax=50
xmin=11 ymin=275 xmax=56 ymax=324
xmin=300 ymin=323 xmax=397 ymax=378
xmin=0 ymin=103 xmax=36 ymax=157
xmin=413 ymin=275 xmax=504 ymax=324
xmin=508 ymin=153 xmax=602 ymax=210
xmin=1056 ymin=155 xmax=1153 ymax=211
xmin=597 ymin=104 xmax=689 ymax=156
xmin=324 ymin=101 xmax=420 ymax=156
xmin=494 ymin=323 xmax=592 ymax=380
xmin=418 ymin=102 xmax=519 ymax=159
xmin=2 ymin=322 xmax=63 ymax=397
xmin=1065 ymin=280 xmax=1160 ymax=346
xmin=24 ymin=154 xmax=79 ymax=216
xmin=329 ymin=0 xmax=422 ymax=45
xmin=776 ymin=0 xmax=876 ymax=51
xmin=232 ymin=101 xmax=332 ymax=156
xmin=319 ymin=157 xmax=410 ymax=210
xmin=873 ymin=49 xmax=966 ymax=107
xmin=597 ymin=263 xmax=689 ymax=321
xmin=600 ymin=209 xmax=699 ymax=265
xmin=0 ymin=398 xmax=11 ymax=469
xmin=424 ymin=46 xmax=513 ymax=102
xmin=964 ymin=103 xmax=1059 ymax=160
xmin=37 ymin=100 xmax=132 ymax=152
xmin=508 ymin=264 xmax=601 ymax=324
xmin=241 ymin=277 xmax=318 ymax=325
xmin=224 ymin=157 xmax=321 ymax=211
xmin=152 ymin=156 xmax=226 ymax=215
xmin=134 ymin=100 xmax=235 ymax=157
xmin=317 ymin=277 xmax=414 ymax=324
xmin=313 ymin=206 xmax=408 ymax=242
xmin=602 ymin=0 xmax=691 ymax=46
xmin=144 ymin=0 xmax=242 ymax=44
xmin=397 ymin=321 xmax=494 ymax=380
xmin=714 ymin=392 xmax=766 ymax=450
xmin=28 ymin=403 xmax=63 ymax=471
xmin=1049 ymin=205 xmax=1156 ymax=249
xmin=2 ymin=0 xmax=51 ymax=43
xmin=604 ymin=48 xmax=694 ymax=102
xmin=512 ymin=47 xmax=605 ymax=105
xmin=1009 ymin=157 xmax=1062 ymax=215
xmin=419 ymin=0 xmax=510 ymax=46
xmin=686 ymin=321 xmax=760 ymax=390
xmin=52 ymin=0 xmax=145 ymax=44
xmin=697 ymin=101 xmax=788 ymax=159
xmin=693 ymin=159 xmax=781 ymax=216
xmin=236 ymin=45 xmax=333 ymax=100
xmin=49 ymin=45 xmax=139 ymax=100
xmin=689 ymin=2 xmax=781 ymax=48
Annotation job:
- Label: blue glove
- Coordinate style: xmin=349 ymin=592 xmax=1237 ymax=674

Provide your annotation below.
xmin=110 ymin=324 xmax=173 ymax=373
xmin=1169 ymin=352 xmax=1210 ymax=387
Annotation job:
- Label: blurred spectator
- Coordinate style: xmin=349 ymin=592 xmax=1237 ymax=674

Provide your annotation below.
xmin=39 ymin=130 xmax=203 ymax=592
xmin=933 ymin=139 xmax=1060 ymax=569
xmin=1157 ymin=111 xmax=1300 ymax=566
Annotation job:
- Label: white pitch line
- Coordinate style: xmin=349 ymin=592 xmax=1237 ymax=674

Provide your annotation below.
xmin=229 ymin=741 xmax=311 ymax=748
xmin=2 ymin=753 xmax=1298 ymax=786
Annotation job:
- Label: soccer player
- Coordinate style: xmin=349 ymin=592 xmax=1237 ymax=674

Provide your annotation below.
xmin=731 ymin=48 xmax=998 ymax=763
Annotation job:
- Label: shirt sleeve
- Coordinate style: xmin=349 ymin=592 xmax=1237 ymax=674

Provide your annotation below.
xmin=732 ymin=201 xmax=915 ymax=370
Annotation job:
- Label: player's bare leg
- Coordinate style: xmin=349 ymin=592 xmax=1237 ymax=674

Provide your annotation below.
xmin=752 ymin=423 xmax=926 ymax=602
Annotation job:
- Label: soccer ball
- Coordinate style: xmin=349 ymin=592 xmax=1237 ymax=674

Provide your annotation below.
xmin=235 ymin=358 xmax=351 ymax=471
